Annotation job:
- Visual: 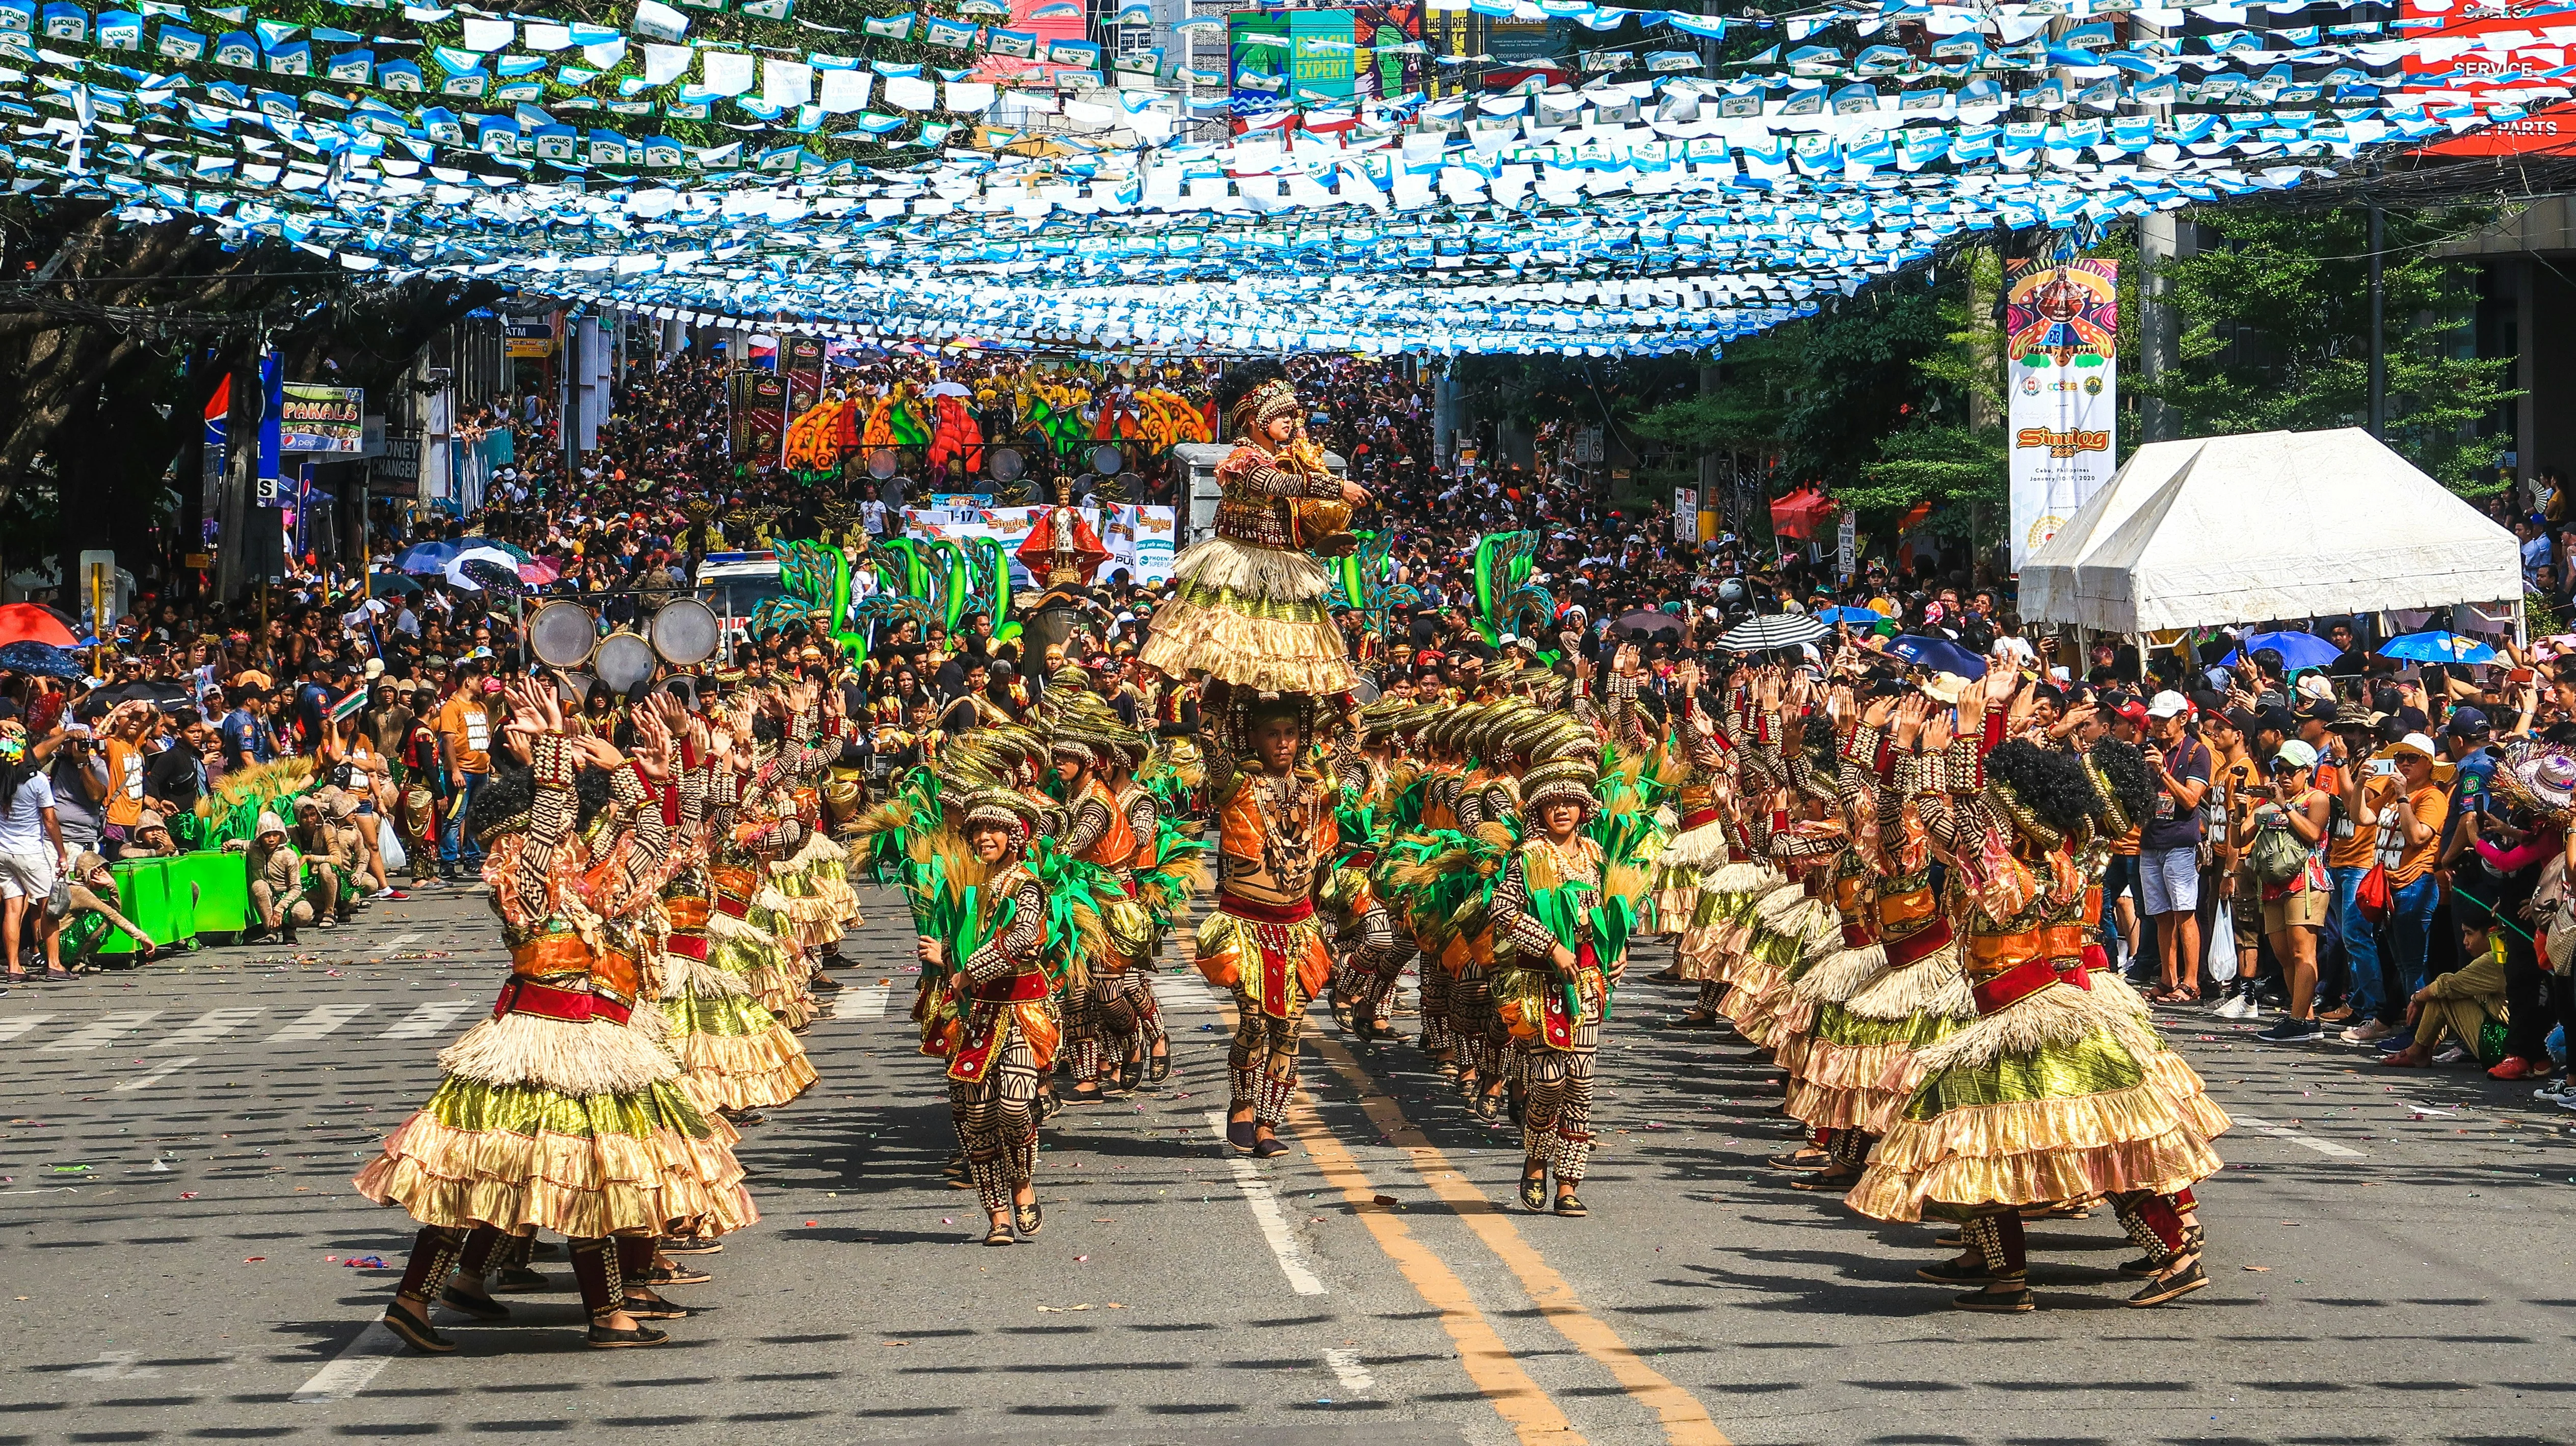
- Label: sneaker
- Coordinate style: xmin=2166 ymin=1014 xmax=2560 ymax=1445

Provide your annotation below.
xmin=2489 ymin=1056 xmax=2541 ymax=1082
xmin=2211 ymin=989 xmax=2246 ymax=1020
xmin=375 ymin=887 xmax=410 ymax=901
xmin=2255 ymin=1016 xmax=2321 ymax=1043
xmin=2343 ymin=1019 xmax=2394 ymax=1045
xmin=2378 ymin=1029 xmax=2417 ymax=1054
xmin=2430 ymin=1043 xmax=2469 ymax=1066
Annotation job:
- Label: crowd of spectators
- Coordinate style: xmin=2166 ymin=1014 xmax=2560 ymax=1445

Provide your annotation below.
xmin=3 ymin=342 xmax=2566 ymax=1111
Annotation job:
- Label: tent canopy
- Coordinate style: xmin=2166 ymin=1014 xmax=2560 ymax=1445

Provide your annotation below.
xmin=2016 ymin=428 xmax=2521 ymax=635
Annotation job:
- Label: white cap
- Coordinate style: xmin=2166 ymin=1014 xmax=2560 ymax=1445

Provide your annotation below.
xmin=2145 ymin=690 xmax=2190 ymax=719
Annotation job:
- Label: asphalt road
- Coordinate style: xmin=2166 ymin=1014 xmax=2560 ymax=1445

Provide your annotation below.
xmin=4 ymin=881 xmax=2574 ymax=1446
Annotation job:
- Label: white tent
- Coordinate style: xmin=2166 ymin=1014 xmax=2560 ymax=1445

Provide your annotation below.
xmin=2018 ymin=437 xmax=2208 ymax=626
xmin=2017 ymin=428 xmax=2522 ymax=635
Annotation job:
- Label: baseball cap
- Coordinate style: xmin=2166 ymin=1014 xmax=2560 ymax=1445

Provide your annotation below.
xmin=2145 ymin=690 xmax=2189 ymax=719
xmin=2270 ymin=739 xmax=2320 ymax=770
xmin=2254 ymin=705 xmax=2297 ymax=737
xmin=2444 ymin=705 xmax=2491 ymax=739
xmin=2112 ymin=699 xmax=2149 ymax=726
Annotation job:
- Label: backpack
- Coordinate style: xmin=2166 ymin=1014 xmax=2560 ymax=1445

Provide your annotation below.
xmin=2248 ymin=816 xmax=2311 ymax=886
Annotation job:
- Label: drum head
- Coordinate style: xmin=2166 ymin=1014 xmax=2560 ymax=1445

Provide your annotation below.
xmin=529 ymin=601 xmax=598 ymax=668
xmin=988 ymin=446 xmax=1024 ymax=483
xmin=867 ymin=447 xmax=899 ymax=479
xmin=649 ymin=597 xmax=721 ymax=665
xmin=594 ymin=631 xmax=657 ymax=694
xmin=1090 ymin=444 xmax=1124 ymax=476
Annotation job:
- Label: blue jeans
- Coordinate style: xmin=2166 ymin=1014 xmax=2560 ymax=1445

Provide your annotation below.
xmin=2383 ymin=873 xmax=2442 ymax=1021
xmin=438 ymin=770 xmax=488 ymax=868
xmin=2328 ymin=865 xmax=2382 ymax=1020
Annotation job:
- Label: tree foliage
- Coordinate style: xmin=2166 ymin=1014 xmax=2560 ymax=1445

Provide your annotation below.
xmin=2132 ymin=205 xmax=2515 ymax=495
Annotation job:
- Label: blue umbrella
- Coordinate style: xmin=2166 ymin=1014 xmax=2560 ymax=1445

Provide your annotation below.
xmin=395 ymin=540 xmax=459 ymax=574
xmin=0 ymin=640 xmax=82 ymax=679
xmin=1885 ymin=633 xmax=1987 ymax=679
xmin=2221 ymin=629 xmax=2341 ymax=672
xmin=1818 ymin=605 xmax=1889 ymax=626
xmin=2379 ymin=631 xmax=2495 ymax=664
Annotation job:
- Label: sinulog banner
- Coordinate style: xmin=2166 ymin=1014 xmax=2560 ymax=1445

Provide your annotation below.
xmin=2005 ymin=257 xmax=2119 ymax=573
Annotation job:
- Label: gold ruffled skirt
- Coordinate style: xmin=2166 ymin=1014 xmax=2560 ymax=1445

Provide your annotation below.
xmin=1138 ymin=537 xmax=1356 ymax=694
xmin=352 ymin=1017 xmax=757 ymax=1239
xmin=1845 ymin=981 xmax=2231 ymax=1223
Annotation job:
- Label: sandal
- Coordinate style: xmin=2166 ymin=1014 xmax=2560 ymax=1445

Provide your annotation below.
xmin=2124 ymin=1257 xmax=2209 ymax=1307
xmin=982 ymin=1221 xmax=1016 ymax=1247
xmin=436 ymin=1286 xmax=510 ymax=1321
xmin=643 ymin=1263 xmax=711 ymax=1287
xmin=1252 ymin=1134 xmax=1291 ymax=1159
xmin=660 ymin=1236 xmax=724 ymax=1255
xmin=381 ymin=1307 xmax=456 ymax=1354
xmin=619 ymin=1293 xmax=696 ymax=1320
xmin=1788 ymin=1168 xmax=1857 ymax=1192
xmin=1553 ymin=1191 xmax=1587 ymax=1218
xmin=1147 ymin=1050 xmax=1172 ymax=1086
xmin=1013 ymin=1199 xmax=1044 ymax=1238
xmin=585 ymin=1321 xmax=671 ymax=1348
xmin=1521 ymin=1169 xmax=1549 ymax=1212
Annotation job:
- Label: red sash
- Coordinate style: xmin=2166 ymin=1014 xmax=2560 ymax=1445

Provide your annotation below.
xmin=667 ymin=934 xmax=710 ymax=962
xmin=1220 ymin=892 xmax=1320 ymax=1020
xmin=1883 ymin=919 xmax=1954 ymax=969
xmin=492 ymin=977 xmax=633 ymax=1027
xmin=1970 ymin=957 xmax=2091 ymax=1017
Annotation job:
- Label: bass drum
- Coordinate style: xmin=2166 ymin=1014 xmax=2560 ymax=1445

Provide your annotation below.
xmin=529 ymin=600 xmax=598 ymax=668
xmin=594 ymin=631 xmax=658 ymax=695
xmin=650 ymin=597 xmax=721 ymax=666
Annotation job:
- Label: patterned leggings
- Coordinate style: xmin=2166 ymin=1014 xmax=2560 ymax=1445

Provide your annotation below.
xmin=950 ymin=1031 xmax=1040 ymax=1215
xmin=1061 ymin=978 xmax=1103 ymax=1085
xmin=1228 ymin=1004 xmax=1306 ymax=1129
xmin=1520 ymin=1016 xmax=1598 ymax=1182
xmin=1096 ymin=969 xmax=1165 ymax=1061
xmin=1419 ymin=964 xmax=1454 ymax=1054
xmin=1451 ymin=968 xmax=1510 ymax=1088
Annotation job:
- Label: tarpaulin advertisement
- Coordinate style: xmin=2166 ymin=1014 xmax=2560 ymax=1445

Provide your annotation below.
xmin=2005 ymin=257 xmax=2118 ymax=572
xmin=782 ymin=335 xmax=826 ymax=417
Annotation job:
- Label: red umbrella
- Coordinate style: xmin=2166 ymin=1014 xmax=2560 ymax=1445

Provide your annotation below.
xmin=0 ymin=602 xmax=79 ymax=647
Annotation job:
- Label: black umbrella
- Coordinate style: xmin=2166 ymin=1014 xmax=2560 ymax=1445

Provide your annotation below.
xmin=97 ymin=677 xmax=194 ymax=709
xmin=367 ymin=571 xmax=423 ymax=596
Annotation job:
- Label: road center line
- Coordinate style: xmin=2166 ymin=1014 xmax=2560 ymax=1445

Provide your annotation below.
xmin=1203 ymin=1109 xmax=1327 ymax=1296
xmin=290 ymin=1322 xmax=404 ymax=1405
xmin=1286 ymin=1096 xmax=1585 ymax=1446
xmin=1311 ymin=1034 xmax=1733 ymax=1446
xmin=2226 ymin=1111 xmax=2367 ymax=1159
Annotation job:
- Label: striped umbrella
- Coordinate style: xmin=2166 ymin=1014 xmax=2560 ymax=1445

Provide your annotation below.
xmin=1717 ymin=612 xmax=1831 ymax=652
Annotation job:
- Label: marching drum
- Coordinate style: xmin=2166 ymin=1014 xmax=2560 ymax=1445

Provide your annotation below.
xmin=649 ymin=597 xmax=721 ymax=666
xmin=529 ymin=599 xmax=600 ymax=668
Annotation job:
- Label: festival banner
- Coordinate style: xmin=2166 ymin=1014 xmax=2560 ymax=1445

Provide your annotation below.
xmin=728 ymin=369 xmax=787 ymax=462
xmin=782 ymin=334 xmax=826 ymax=417
xmin=2004 ymin=256 xmax=2118 ymax=572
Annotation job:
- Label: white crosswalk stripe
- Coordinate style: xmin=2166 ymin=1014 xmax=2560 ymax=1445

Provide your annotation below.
xmin=112 ymin=1056 xmax=196 ymax=1092
xmin=0 ymin=1013 xmax=54 ymax=1043
xmin=845 ymin=984 xmax=890 ymax=1019
xmin=264 ymin=1004 xmax=370 ymax=1042
xmin=38 ymin=1011 xmax=162 ymax=1054
xmin=152 ymin=1007 xmax=266 ymax=1050
xmin=378 ymin=999 xmax=480 ymax=1040
xmin=377 ymin=933 xmax=421 ymax=954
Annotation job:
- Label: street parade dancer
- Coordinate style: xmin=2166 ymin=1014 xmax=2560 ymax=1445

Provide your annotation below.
xmin=354 ymin=682 xmax=753 ymax=1353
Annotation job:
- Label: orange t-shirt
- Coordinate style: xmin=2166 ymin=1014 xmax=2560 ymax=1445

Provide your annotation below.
xmin=2380 ymin=782 xmax=2450 ymax=886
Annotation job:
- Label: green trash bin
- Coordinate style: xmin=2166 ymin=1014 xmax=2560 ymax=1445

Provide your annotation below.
xmin=89 ymin=859 xmax=177 ymax=956
xmin=174 ymin=850 xmax=253 ymax=939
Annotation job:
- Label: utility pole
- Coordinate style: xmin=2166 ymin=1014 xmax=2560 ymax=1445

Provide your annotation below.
xmin=2367 ymin=188 xmax=2386 ymax=441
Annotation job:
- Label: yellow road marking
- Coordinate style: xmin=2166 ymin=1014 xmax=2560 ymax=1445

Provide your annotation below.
xmin=1287 ymin=1097 xmax=1587 ymax=1445
xmin=1311 ymin=1034 xmax=1734 ymax=1446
